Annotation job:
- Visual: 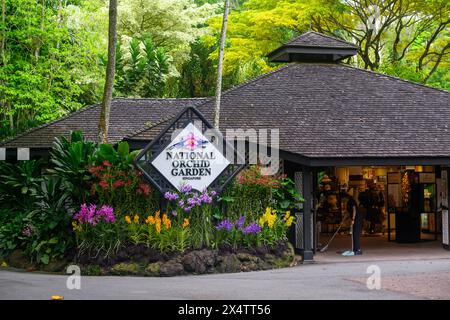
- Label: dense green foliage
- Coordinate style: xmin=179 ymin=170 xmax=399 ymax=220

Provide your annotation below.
xmin=1 ymin=0 xmax=448 ymax=140
xmin=0 ymin=131 xmax=157 ymax=264
xmin=0 ymin=131 xmax=298 ymax=264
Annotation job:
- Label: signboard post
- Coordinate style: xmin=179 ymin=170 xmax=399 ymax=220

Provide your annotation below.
xmin=443 ymin=210 xmax=449 ymax=249
xmin=134 ymin=107 xmax=245 ymax=193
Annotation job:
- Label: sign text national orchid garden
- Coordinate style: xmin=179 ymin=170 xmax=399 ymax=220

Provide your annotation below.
xmin=135 ymin=107 xmax=244 ymax=193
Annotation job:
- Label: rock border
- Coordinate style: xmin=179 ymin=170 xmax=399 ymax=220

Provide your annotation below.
xmin=2 ymin=242 xmax=298 ymax=277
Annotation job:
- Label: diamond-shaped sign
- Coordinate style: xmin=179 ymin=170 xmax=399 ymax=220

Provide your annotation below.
xmin=134 ymin=107 xmax=245 ymax=193
xmin=151 ymin=123 xmax=230 ymax=191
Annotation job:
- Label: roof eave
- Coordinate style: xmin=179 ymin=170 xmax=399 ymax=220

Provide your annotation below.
xmin=267 ymin=46 xmax=357 ymax=62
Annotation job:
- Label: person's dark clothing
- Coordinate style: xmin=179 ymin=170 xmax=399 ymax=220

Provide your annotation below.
xmin=377 ymin=191 xmax=385 ymax=207
xmin=358 ymin=191 xmax=371 ymax=210
xmin=352 ymin=205 xmax=366 ymax=252
xmin=346 ymin=197 xmax=357 ymax=215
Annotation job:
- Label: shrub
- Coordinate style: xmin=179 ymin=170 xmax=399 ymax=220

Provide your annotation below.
xmin=0 ymin=160 xmax=43 ymax=211
xmin=48 ymin=131 xmax=96 ymax=204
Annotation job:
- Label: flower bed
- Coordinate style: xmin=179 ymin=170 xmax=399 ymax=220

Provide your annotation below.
xmin=0 ymin=131 xmax=303 ymax=276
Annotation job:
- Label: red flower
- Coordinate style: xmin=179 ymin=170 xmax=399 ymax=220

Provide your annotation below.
xmin=137 ymin=182 xmax=151 ymax=195
xmin=99 ymin=180 xmax=109 ymax=189
xmin=102 ymin=160 xmax=112 ymax=168
xmin=88 ymin=166 xmax=103 ymax=177
xmin=113 ymin=180 xmax=125 ymax=189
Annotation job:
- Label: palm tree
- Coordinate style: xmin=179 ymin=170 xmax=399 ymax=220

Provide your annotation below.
xmin=98 ymin=0 xmax=118 ymax=143
xmin=213 ymin=0 xmax=231 ymax=129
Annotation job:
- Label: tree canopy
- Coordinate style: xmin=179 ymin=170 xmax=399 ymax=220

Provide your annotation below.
xmin=1 ymin=0 xmax=448 ymax=141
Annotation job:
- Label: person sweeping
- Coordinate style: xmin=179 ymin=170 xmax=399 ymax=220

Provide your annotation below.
xmin=342 ymin=194 xmax=366 ymax=256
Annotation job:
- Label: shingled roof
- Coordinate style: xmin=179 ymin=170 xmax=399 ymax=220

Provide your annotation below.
xmin=268 ymin=31 xmax=358 ymax=62
xmin=0 ymin=98 xmax=206 ymax=148
xmin=127 ymin=63 xmax=450 ymax=159
xmin=286 ymin=31 xmax=358 ymax=49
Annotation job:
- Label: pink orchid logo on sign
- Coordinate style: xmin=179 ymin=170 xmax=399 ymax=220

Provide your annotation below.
xmin=168 ymin=132 xmax=209 ymax=151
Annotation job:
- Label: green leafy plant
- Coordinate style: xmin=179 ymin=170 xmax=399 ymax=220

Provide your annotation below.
xmin=271 ymin=177 xmax=304 ymax=212
xmin=24 ymin=176 xmax=74 ymax=265
xmin=0 ymin=160 xmax=43 ymax=211
xmin=48 ymin=131 xmax=96 ymax=204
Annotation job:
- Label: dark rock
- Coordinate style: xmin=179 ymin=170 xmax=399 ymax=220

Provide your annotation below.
xmin=160 ymin=260 xmax=184 ymax=277
xmin=7 ymin=250 xmax=30 ymax=269
xmin=82 ymin=264 xmax=103 ymax=276
xmin=110 ymin=262 xmax=140 ymax=275
xmin=181 ymin=250 xmax=217 ymax=274
xmin=42 ymin=259 xmax=68 ymax=273
xmin=236 ymin=253 xmax=260 ymax=263
xmin=241 ymin=261 xmax=260 ymax=272
xmin=145 ymin=262 xmax=163 ymax=276
xmin=116 ymin=249 xmax=129 ymax=262
xmin=217 ymin=254 xmax=241 ymax=273
xmin=255 ymin=246 xmax=269 ymax=256
xmin=94 ymin=255 xmax=105 ymax=266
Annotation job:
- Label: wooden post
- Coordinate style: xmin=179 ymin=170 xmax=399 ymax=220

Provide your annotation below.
xmin=301 ymin=166 xmax=314 ymax=262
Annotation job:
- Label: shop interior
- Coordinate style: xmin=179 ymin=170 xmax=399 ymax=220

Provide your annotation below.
xmin=315 ymin=166 xmax=446 ymax=245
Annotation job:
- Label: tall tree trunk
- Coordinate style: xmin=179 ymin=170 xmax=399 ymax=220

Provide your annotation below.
xmin=213 ymin=0 xmax=230 ymax=129
xmin=1 ymin=0 xmax=5 ymax=59
xmin=98 ymin=0 xmax=118 ymax=144
xmin=0 ymin=0 xmax=11 ymax=131
xmin=34 ymin=0 xmax=45 ymax=62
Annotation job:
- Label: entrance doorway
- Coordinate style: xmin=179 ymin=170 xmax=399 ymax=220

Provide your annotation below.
xmin=314 ymin=165 xmax=446 ymax=252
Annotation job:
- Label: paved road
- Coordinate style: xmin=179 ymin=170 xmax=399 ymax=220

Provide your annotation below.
xmin=1 ymin=258 xmax=450 ymax=300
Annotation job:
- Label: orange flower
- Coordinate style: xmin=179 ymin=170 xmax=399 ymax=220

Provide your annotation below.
xmin=162 ymin=214 xmax=171 ymax=230
xmin=145 ymin=216 xmax=155 ymax=225
xmin=155 ymin=210 xmax=160 ymax=219
xmin=182 ymin=218 xmax=190 ymax=228
xmin=133 ymin=215 xmax=139 ymax=224
xmin=125 ymin=216 xmax=131 ymax=224
xmin=155 ymin=220 xmax=161 ymax=233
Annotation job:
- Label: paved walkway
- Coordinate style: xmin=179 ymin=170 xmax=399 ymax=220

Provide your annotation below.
xmin=1 ymin=257 xmax=450 ymax=300
xmin=315 ymin=234 xmax=449 ymax=263
xmin=1 ymin=235 xmax=449 ymax=300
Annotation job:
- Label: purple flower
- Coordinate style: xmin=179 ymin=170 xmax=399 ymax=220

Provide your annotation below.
xmin=74 ymin=203 xmax=97 ymax=225
xmin=215 ymin=219 xmax=234 ymax=232
xmin=242 ymin=223 xmax=262 ymax=234
xmin=187 ymin=196 xmax=201 ymax=207
xmin=184 ymin=205 xmax=194 ymax=212
xmin=236 ymin=215 xmax=245 ymax=230
xmin=164 ymin=191 xmax=179 ymax=201
xmin=73 ymin=203 xmax=115 ymax=225
xmin=199 ymin=192 xmax=212 ymax=204
xmin=97 ymin=205 xmax=116 ymax=223
xmin=180 ymin=184 xmax=192 ymax=194
xmin=210 ymin=190 xmax=217 ymax=197
xmin=178 ymin=200 xmax=185 ymax=207
xmin=171 ymin=210 xmax=177 ymax=217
